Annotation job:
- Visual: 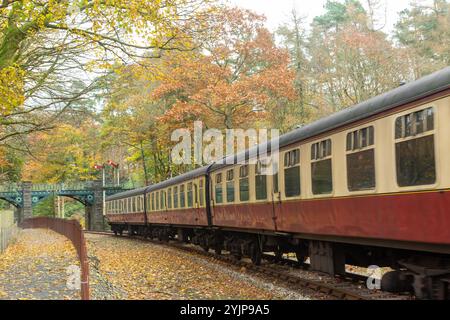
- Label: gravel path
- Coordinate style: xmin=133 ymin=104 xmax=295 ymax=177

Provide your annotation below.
xmin=86 ymin=234 xmax=322 ymax=300
xmin=0 ymin=229 xmax=80 ymax=300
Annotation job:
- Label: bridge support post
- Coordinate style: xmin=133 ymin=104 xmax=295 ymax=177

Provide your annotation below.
xmin=22 ymin=181 xmax=32 ymax=221
xmin=85 ymin=180 xmax=105 ymax=231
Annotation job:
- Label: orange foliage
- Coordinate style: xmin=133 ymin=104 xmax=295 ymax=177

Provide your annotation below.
xmin=155 ymin=7 xmax=296 ymax=131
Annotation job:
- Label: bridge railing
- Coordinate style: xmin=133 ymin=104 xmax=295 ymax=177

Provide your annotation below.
xmin=0 ymin=183 xmax=21 ymax=193
xmin=0 ymin=182 xmax=135 ymax=193
xmin=20 ymin=217 xmax=90 ymax=300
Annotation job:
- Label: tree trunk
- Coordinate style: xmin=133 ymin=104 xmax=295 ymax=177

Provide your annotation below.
xmin=140 ymin=141 xmax=149 ymax=185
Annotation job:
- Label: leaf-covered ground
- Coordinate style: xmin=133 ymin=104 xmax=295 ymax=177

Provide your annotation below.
xmin=0 ymin=229 xmax=80 ymax=300
xmin=87 ymin=234 xmax=314 ymax=300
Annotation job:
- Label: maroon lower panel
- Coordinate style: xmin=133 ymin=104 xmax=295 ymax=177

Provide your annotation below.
xmin=106 ymin=212 xmax=145 ymax=224
xmin=212 ymin=202 xmax=276 ymax=231
xmin=148 ymin=208 xmax=209 ymax=226
xmin=277 ymin=190 xmax=450 ymax=245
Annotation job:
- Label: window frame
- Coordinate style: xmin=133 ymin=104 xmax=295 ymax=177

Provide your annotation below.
xmin=283 ymin=148 xmax=301 ymax=198
xmin=345 ymin=126 xmax=376 ymax=193
xmin=239 ymin=164 xmax=250 ymax=202
xmin=255 ymin=160 xmax=268 ymax=201
xmin=311 ymin=139 xmax=334 ymax=196
xmin=215 ymin=173 xmax=224 ymax=204
xmin=393 ymin=106 xmax=437 ymax=189
xmin=198 ymin=179 xmax=204 ymax=207
xmin=187 ymin=182 xmax=193 ymax=208
xmin=173 ymin=186 xmax=179 ymax=209
xmin=179 ymin=184 xmax=186 ymax=208
xmin=226 ymin=169 xmax=235 ymax=203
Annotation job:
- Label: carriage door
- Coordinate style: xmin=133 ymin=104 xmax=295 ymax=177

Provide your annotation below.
xmin=192 ymin=181 xmax=201 ymax=220
xmin=271 ymin=171 xmax=281 ymax=232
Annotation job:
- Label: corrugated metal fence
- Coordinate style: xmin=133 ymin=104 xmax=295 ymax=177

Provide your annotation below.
xmin=20 ymin=217 xmax=90 ymax=300
xmin=0 ymin=210 xmax=18 ymax=253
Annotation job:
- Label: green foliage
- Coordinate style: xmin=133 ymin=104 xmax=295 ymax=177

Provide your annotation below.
xmin=313 ymin=0 xmax=366 ymax=31
xmin=394 ymin=0 xmax=450 ymax=77
xmin=32 ymin=195 xmax=55 ymax=217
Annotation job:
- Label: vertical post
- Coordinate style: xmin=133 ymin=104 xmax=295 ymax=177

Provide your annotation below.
xmin=56 ymin=196 xmax=60 ymax=218
xmin=102 ymin=167 xmax=106 ymax=220
xmin=21 ymin=181 xmax=32 ymax=221
xmin=87 ymin=180 xmax=104 ymax=231
xmin=61 ymin=197 xmax=65 ymax=219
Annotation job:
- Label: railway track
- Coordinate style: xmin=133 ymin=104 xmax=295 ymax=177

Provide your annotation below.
xmin=84 ymin=230 xmax=412 ymax=300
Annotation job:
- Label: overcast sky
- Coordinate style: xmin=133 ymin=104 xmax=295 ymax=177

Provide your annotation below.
xmin=226 ymin=0 xmax=421 ymax=33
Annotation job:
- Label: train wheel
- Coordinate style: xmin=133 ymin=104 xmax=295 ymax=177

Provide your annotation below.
xmin=275 ymin=246 xmax=283 ymax=260
xmin=381 ymin=271 xmax=411 ymax=293
xmin=215 ymin=245 xmax=222 ymax=255
xmin=250 ymin=243 xmax=262 ymax=266
xmin=113 ymin=230 xmax=118 ymax=236
xmin=295 ymin=251 xmax=306 ymax=266
xmin=201 ymin=246 xmax=210 ymax=253
xmin=233 ymin=254 xmax=242 ymax=261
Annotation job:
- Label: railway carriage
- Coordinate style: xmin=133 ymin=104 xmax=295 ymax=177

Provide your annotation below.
xmin=106 ymin=67 xmax=450 ymax=299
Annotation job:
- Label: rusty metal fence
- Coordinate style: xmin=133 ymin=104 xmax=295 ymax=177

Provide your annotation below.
xmin=20 ymin=217 xmax=90 ymax=300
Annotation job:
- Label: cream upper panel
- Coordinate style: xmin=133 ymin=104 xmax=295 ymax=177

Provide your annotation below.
xmin=436 ymin=95 xmax=450 ymax=189
xmin=280 ymin=94 xmax=449 ymax=200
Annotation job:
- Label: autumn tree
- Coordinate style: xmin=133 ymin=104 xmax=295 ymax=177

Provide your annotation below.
xmin=22 ymin=120 xmax=102 ymax=183
xmin=155 ymin=7 xmax=296 ymax=131
xmin=101 ymin=64 xmax=173 ymax=185
xmin=0 ymin=0 xmax=216 ymax=178
xmin=306 ymin=0 xmax=410 ymax=113
xmin=276 ymin=8 xmax=316 ymax=131
xmin=395 ymin=0 xmax=450 ymax=77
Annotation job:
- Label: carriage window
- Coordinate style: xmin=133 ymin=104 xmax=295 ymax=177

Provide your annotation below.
xmin=395 ymin=108 xmax=434 ymax=139
xmin=180 ymin=185 xmax=185 ymax=208
xmin=239 ymin=165 xmax=249 ymax=202
xmin=159 ymin=191 xmax=166 ymax=210
xmin=187 ymin=182 xmax=193 ymax=207
xmin=194 ymin=183 xmax=198 ymax=206
xmin=346 ymin=127 xmax=376 ymax=191
xmin=215 ymin=173 xmax=223 ymax=204
xmin=311 ymin=140 xmax=333 ymax=195
xmin=156 ymin=192 xmax=159 ymax=210
xmin=395 ymin=108 xmax=436 ymax=187
xmin=284 ymin=149 xmax=300 ymax=197
xmin=255 ymin=161 xmax=267 ymax=200
xmin=151 ymin=193 xmax=155 ymax=211
xmin=199 ymin=180 xmax=204 ymax=206
xmin=226 ymin=169 xmax=235 ymax=203
xmin=347 ymin=127 xmax=374 ymax=151
xmin=167 ymin=188 xmax=172 ymax=209
xmin=173 ymin=186 xmax=178 ymax=209
xmin=347 ymin=150 xmax=376 ymax=191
